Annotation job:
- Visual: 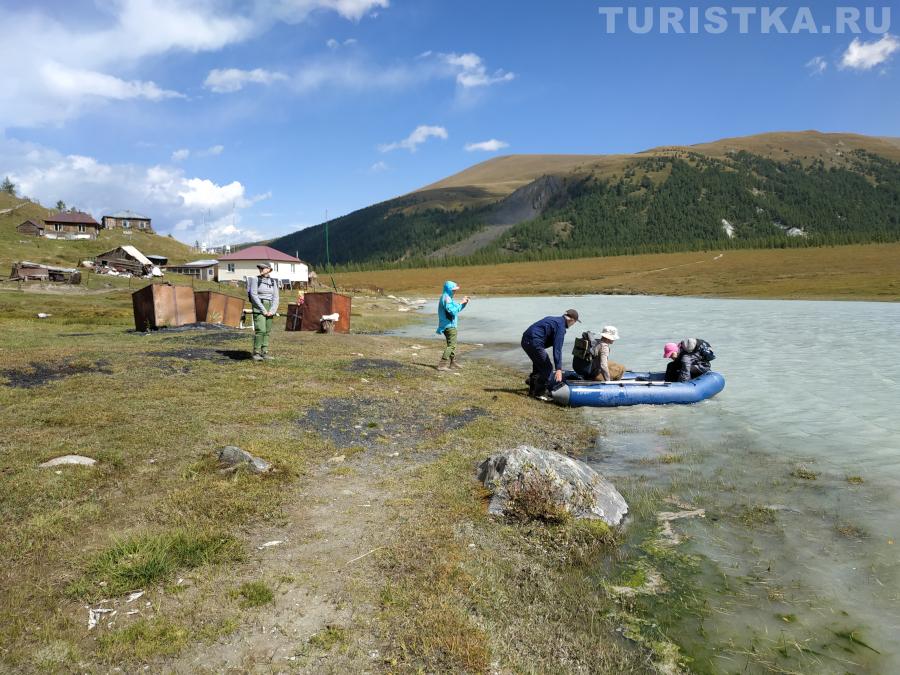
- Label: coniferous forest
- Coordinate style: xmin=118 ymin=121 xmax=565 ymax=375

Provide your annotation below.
xmin=271 ymin=149 xmax=900 ymax=271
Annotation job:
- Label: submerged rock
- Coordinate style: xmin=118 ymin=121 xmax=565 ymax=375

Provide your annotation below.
xmin=218 ymin=446 xmax=272 ymax=474
xmin=477 ymin=445 xmax=628 ymax=526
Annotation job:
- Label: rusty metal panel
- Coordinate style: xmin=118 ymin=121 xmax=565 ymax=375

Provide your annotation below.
xmin=285 ymin=302 xmax=303 ymax=331
xmin=194 ymin=291 xmax=243 ymax=327
xmin=132 ymin=284 xmax=197 ymax=330
xmin=300 ymin=292 xmax=351 ymax=333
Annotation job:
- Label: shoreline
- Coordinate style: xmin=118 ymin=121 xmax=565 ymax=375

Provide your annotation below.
xmin=333 ymin=242 xmax=900 ymax=303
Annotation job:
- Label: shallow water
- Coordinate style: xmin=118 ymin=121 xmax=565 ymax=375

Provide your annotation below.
xmin=395 ymin=295 xmax=900 ymax=672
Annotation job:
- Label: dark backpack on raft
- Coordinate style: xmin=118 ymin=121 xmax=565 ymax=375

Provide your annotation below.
xmin=573 ymin=331 xmax=600 ymax=361
xmin=695 ymin=339 xmax=716 ymax=363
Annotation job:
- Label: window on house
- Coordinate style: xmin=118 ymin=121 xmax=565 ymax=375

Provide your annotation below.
xmin=227 ymin=263 xmax=235 ymax=273
xmin=291 ymin=263 xmax=295 ymax=273
xmin=123 ymin=220 xmax=130 ymax=228
xmin=54 ymin=224 xmax=63 ymax=231
xmin=78 ymin=224 xmax=86 ymax=233
xmin=273 ymin=262 xmax=279 ymax=271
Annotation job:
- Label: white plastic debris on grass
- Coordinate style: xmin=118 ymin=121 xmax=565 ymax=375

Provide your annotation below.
xmin=88 ymin=607 xmax=114 ymax=630
xmin=126 ymin=591 xmax=144 ymax=603
xmin=257 ymin=540 xmax=284 ymax=550
xmin=37 ymin=313 xmax=52 ymax=319
xmin=39 ymin=455 xmax=97 ymax=468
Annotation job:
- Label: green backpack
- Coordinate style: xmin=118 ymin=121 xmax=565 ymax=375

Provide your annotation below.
xmin=573 ymin=331 xmax=599 ymax=361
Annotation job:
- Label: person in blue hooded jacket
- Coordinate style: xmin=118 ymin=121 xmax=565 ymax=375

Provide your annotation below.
xmin=436 ymin=280 xmax=470 ymax=371
xmin=521 ymin=309 xmax=581 ymax=399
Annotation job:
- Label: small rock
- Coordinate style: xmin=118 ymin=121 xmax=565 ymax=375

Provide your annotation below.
xmin=328 ymin=455 xmax=346 ymax=464
xmin=217 ymin=446 xmax=272 ymax=474
xmin=39 ymin=455 xmax=97 ymax=468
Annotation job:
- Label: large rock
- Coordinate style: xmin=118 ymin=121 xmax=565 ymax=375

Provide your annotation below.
xmin=218 ymin=446 xmax=272 ymax=474
xmin=477 ymin=445 xmax=628 ymax=526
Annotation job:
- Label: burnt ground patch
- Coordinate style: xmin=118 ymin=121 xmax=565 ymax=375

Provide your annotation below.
xmin=297 ymin=397 xmax=490 ymax=452
xmin=151 ymin=348 xmax=253 ymax=364
xmin=345 ymin=358 xmax=412 ymax=377
xmin=444 ymin=406 xmax=488 ymax=431
xmin=177 ymin=330 xmax=247 ymax=345
xmin=0 ymin=359 xmax=113 ymax=389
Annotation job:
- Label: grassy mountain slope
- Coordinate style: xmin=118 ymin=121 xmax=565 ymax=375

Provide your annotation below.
xmin=269 ymin=131 xmax=900 ymax=269
xmin=0 ymin=194 xmax=195 ymax=276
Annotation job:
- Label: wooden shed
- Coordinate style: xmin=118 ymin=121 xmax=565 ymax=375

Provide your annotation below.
xmin=9 ymin=261 xmax=81 ymax=284
xmin=132 ymin=284 xmax=196 ymax=330
xmin=96 ymin=245 xmax=154 ymax=276
xmin=16 ymin=219 xmax=45 ymax=236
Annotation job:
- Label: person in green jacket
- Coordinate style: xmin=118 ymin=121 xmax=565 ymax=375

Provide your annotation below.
xmin=247 ymin=262 xmax=279 ymax=361
xmin=436 ymin=280 xmax=470 ymax=371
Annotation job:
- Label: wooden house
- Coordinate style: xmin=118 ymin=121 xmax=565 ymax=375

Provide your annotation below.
xmin=102 ymin=210 xmax=153 ymax=232
xmin=43 ymin=212 xmax=101 ymax=240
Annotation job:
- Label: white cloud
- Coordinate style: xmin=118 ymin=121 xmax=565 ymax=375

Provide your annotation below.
xmin=379 ymin=125 xmax=448 ymax=153
xmin=264 ymin=0 xmax=389 ymax=23
xmin=805 ymin=56 xmax=827 ymax=76
xmin=327 ymin=37 xmax=359 ymax=49
xmin=172 ymin=145 xmax=224 ymax=161
xmin=465 ymin=139 xmax=509 ymax=152
xmin=0 ymin=137 xmax=265 ymax=246
xmin=370 ymin=161 xmax=389 ymax=172
xmin=840 ymin=34 xmax=900 ymax=71
xmin=0 ymin=0 xmax=389 ymax=129
xmin=204 ymin=68 xmax=289 ymax=93
xmin=41 ymin=62 xmax=184 ymax=101
xmin=439 ymin=53 xmax=515 ymax=88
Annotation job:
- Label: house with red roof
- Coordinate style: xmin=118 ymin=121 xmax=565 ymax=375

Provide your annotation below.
xmin=217 ymin=245 xmax=308 ymax=285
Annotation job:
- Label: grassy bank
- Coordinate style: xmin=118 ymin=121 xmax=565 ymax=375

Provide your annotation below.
xmin=0 ymin=288 xmax=671 ymax=672
xmin=331 ymin=242 xmax=900 ymax=301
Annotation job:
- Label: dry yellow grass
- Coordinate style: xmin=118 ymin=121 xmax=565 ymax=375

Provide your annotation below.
xmin=333 ymin=243 xmax=900 ymax=301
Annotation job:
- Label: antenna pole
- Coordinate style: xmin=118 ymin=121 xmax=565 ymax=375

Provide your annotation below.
xmin=325 ymin=209 xmax=337 ymax=291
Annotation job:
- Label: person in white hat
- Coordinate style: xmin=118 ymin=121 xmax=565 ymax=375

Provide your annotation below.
xmin=572 ymin=325 xmax=624 ymax=381
xmin=247 ymin=262 xmax=279 ymax=361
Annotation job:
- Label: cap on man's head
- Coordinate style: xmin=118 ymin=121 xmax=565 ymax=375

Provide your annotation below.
xmin=257 ymin=262 xmax=273 ymax=271
xmin=564 ymin=309 xmax=580 ymax=323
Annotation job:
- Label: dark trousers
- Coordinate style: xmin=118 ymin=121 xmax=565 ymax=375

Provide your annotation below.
xmin=521 ymin=338 xmax=553 ymax=396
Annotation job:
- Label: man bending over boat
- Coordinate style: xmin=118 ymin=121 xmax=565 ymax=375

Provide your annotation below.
xmin=521 ymin=309 xmax=580 ymax=400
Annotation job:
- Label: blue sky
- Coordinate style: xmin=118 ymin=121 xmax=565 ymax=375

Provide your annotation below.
xmin=1 ymin=0 xmax=897 ymax=247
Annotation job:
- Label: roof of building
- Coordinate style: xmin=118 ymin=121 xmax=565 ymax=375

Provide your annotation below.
xmin=97 ymin=245 xmax=153 ymax=266
xmin=172 ymin=259 xmax=219 ymax=268
xmin=44 ymin=211 xmax=100 ymax=225
xmin=218 ymin=245 xmax=303 ymax=263
xmin=18 ymin=219 xmax=43 ymax=227
xmin=105 ymin=210 xmax=151 ymax=220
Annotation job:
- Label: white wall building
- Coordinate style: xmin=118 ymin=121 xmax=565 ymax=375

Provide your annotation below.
xmin=217 ymin=245 xmax=309 ymax=286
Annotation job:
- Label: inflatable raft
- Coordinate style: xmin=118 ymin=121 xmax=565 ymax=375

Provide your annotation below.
xmin=551 ymin=371 xmax=725 ymax=408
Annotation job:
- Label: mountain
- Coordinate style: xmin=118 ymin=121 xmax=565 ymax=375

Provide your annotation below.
xmin=269 ymin=131 xmax=900 ymax=268
xmin=0 ymin=193 xmax=195 ymax=274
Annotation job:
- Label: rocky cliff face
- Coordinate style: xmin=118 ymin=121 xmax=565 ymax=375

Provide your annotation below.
xmin=488 ymin=175 xmax=565 ymax=226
